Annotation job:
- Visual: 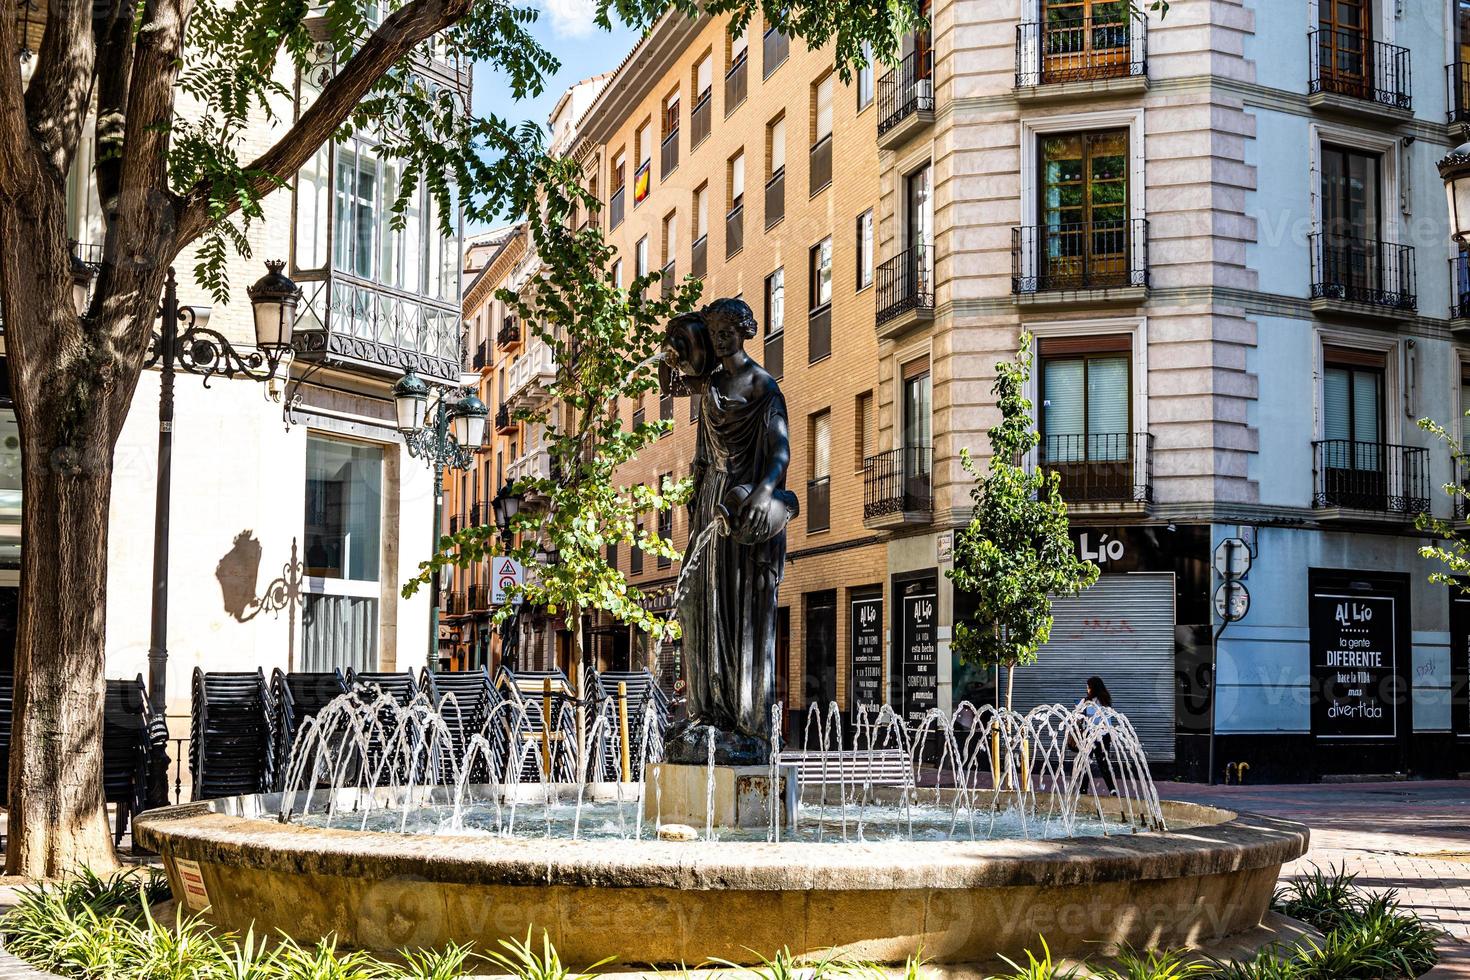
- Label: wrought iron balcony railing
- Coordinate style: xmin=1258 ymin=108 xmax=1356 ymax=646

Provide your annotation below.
xmin=470 ymin=340 xmax=489 ymax=370
xmin=662 ymin=128 xmax=679 ymax=177
xmin=497 ymin=318 xmax=520 ymax=349
xmin=726 ymin=53 xmax=748 ymax=113
xmin=1015 ymin=10 xmax=1146 ymax=87
xmin=764 ymin=28 xmax=789 ymax=78
xmin=1011 ymin=219 xmax=1148 ymax=294
xmin=1038 ymin=432 xmax=1153 ymax=504
xmin=495 ymin=403 xmax=517 ymax=434
xmin=765 ymin=168 xmax=785 ymax=228
xmin=1312 ymin=439 xmax=1429 ymax=515
xmin=1452 ymin=254 xmax=1470 ymax=319
xmin=1309 ymin=28 xmax=1411 ymax=111
xmin=1448 ymin=62 xmax=1470 ymax=123
xmin=876 ymin=245 xmax=933 ymax=325
xmin=444 ymin=591 xmax=468 ymax=616
xmin=1310 ymin=233 xmax=1416 ymax=311
xmin=691 ymin=91 xmax=712 ymax=148
xmin=806 ymin=476 xmax=831 ymax=532
xmin=468 ymin=584 xmax=491 ymax=612
xmin=877 ymin=49 xmax=934 ymax=136
xmin=863 ymin=447 xmax=932 ymax=520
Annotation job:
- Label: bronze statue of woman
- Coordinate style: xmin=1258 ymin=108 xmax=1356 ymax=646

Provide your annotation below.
xmin=663 ymin=298 xmax=798 ymax=765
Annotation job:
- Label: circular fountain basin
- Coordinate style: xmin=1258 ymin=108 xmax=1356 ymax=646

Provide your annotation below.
xmin=134 ymin=788 xmax=1307 ymax=966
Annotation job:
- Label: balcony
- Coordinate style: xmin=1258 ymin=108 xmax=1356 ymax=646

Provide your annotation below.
xmin=662 ymin=129 xmax=679 ymax=177
xmin=495 ymin=403 xmax=517 ymax=434
xmin=808 ymin=304 xmax=831 ymax=363
xmin=1450 ymin=254 xmax=1470 ymax=333
xmin=863 ymin=447 xmax=932 ymax=529
xmin=1309 ymin=233 xmax=1416 ymax=320
xmin=763 ymin=29 xmax=789 ymax=78
xmin=806 ymin=476 xmax=830 ymax=532
xmin=875 ymin=245 xmax=934 ymax=339
xmin=692 ymin=234 xmax=708 ymax=278
xmin=1307 ymin=29 xmax=1412 ymax=121
xmin=471 ymin=340 xmax=490 ymax=370
xmin=292 ymin=272 xmax=462 ymax=382
xmin=444 ymin=591 xmax=468 ymax=617
xmin=877 ymin=50 xmax=934 ymax=150
xmin=1449 ymin=63 xmax=1470 ymax=123
xmin=508 ymin=447 xmax=554 ymax=506
xmin=809 ymin=134 xmax=832 ymax=196
xmin=765 ymin=168 xmax=785 ymax=229
xmin=504 ymin=342 xmax=557 ymax=410
xmin=609 ymin=185 xmax=625 ymax=230
xmin=468 ymin=584 xmax=491 ymax=612
xmin=691 ymin=91 xmax=712 ymax=148
xmin=1038 ymin=433 xmax=1153 ymax=514
xmin=1011 ymin=219 xmax=1148 ymax=306
xmin=1312 ymin=440 xmax=1428 ymax=522
xmin=726 ymin=203 xmax=744 ymax=259
xmin=1015 ymin=11 xmax=1147 ymax=100
xmin=726 ymin=53 xmax=748 ymax=115
xmin=497 ymin=318 xmax=520 ymax=349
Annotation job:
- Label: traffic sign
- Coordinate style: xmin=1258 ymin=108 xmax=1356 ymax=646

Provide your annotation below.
xmin=1214 ymin=537 xmax=1252 ymax=578
xmin=1214 ymin=580 xmax=1250 ymax=623
xmin=491 ymin=558 xmax=523 ymax=605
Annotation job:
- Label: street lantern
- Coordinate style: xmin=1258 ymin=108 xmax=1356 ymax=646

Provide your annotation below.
xmin=393 ymin=370 xmax=430 ymax=433
xmin=492 ymin=482 xmax=523 ymax=540
xmin=70 ymin=250 xmax=94 ymax=316
xmin=1439 ymin=130 xmax=1470 ymax=244
xmin=246 ymin=260 xmax=301 ymax=349
xmin=450 ymin=392 xmax=489 ymax=447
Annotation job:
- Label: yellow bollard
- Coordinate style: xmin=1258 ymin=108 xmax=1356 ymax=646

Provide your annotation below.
xmin=990 ymin=728 xmax=1002 ymax=787
xmin=1021 ymin=737 xmax=1031 ymax=793
xmin=618 ymin=681 xmax=632 ymax=783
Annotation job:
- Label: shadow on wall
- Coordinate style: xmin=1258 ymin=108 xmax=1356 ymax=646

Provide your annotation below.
xmin=215 ymin=531 xmax=304 ymax=624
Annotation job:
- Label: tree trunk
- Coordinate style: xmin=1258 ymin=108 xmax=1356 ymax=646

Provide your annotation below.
xmin=0 ymin=194 xmax=131 ymax=878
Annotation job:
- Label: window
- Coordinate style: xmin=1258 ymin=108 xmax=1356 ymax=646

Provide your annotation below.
xmin=1317 ymin=0 xmax=1372 ymax=96
xmin=809 ymin=237 xmax=833 ymax=309
xmin=631 ymin=519 xmax=644 ymax=575
xmin=612 ymin=258 xmax=623 ymax=288
xmin=808 ymin=410 xmax=831 ymax=532
xmin=810 ymin=74 xmax=834 ymax=194
xmin=692 ymin=50 xmax=714 ymax=146
xmin=636 ymin=236 xmax=649 ymax=279
xmin=662 ymin=211 xmax=678 ymax=288
xmin=1038 ymin=129 xmax=1128 ymax=288
xmin=694 ymin=183 xmax=709 ymax=240
xmin=635 ymin=120 xmax=653 ymax=205
xmin=764 ymin=268 xmax=785 ymax=378
xmin=768 ymin=115 xmax=786 ymax=177
xmin=695 ymin=52 xmax=713 ymax=101
xmin=729 ymin=150 xmax=745 ymax=209
xmin=855 ymin=390 xmax=875 ymax=468
xmin=334 ymin=144 xmax=379 ymax=279
xmin=856 ymin=42 xmax=874 ymax=110
xmin=726 ymin=26 xmax=749 ymax=114
xmin=811 ymin=411 xmax=831 ymax=480
xmin=610 ymin=149 xmax=627 ymax=228
xmin=657 ymin=473 xmax=674 ymax=567
xmin=727 ymin=151 xmax=746 ymax=258
xmin=662 ymin=89 xmax=680 ymax=176
xmin=856 ymin=209 xmax=874 ymax=289
xmin=901 ymin=358 xmax=932 ymax=502
xmin=1320 ymin=346 xmax=1389 ymax=506
xmin=1323 ymin=348 xmax=1385 ymax=450
xmin=730 ymin=26 xmax=748 ymax=66
xmin=303 ymin=436 xmax=384 ymax=673
xmin=814 ymin=74 xmax=834 ymax=142
xmin=1038 ymin=336 xmax=1131 ymax=466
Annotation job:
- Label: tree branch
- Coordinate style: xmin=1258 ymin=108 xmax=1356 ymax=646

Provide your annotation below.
xmin=22 ymin=0 xmax=97 ymax=181
xmin=93 ymin=0 xmax=139 ymax=215
xmin=173 ymin=0 xmax=473 ymax=246
xmin=0 ymin=7 xmax=37 ymax=193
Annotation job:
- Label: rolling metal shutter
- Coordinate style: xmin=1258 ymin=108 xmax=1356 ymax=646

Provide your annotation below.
xmin=1009 ymin=573 xmax=1176 ymax=762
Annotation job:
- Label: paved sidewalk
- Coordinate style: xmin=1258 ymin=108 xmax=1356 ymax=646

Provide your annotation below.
xmin=1159 ymin=780 xmax=1470 ymax=976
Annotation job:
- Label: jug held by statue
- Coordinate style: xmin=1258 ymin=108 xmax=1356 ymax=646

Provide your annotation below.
xmin=715 ymin=483 xmax=800 ymax=545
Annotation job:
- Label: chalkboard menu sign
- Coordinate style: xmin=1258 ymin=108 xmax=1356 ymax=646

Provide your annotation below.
xmin=1310 ymin=590 xmax=1399 ymax=739
xmin=850 ymin=595 xmax=883 ymax=710
xmin=901 ymin=589 xmax=938 ymax=725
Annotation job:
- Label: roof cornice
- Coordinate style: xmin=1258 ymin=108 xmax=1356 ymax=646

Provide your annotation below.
xmin=577 ymin=11 xmax=713 ymax=148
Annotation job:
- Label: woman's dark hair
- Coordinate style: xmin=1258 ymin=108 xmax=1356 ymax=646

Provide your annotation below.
xmin=1086 ymin=675 xmax=1112 ymax=707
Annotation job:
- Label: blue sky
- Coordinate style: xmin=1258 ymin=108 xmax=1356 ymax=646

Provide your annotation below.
xmin=468 ymin=1 xmax=640 ymax=233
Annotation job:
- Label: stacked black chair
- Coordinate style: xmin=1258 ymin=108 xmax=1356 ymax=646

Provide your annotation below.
xmin=591 ymin=668 xmax=669 ymax=780
xmin=189 ymin=668 xmax=275 ymax=801
xmin=103 ymin=675 xmax=154 ymax=844
xmin=270 ymin=669 xmax=348 ymax=790
xmin=0 ymin=671 xmax=12 ymax=808
xmin=494 ymin=667 xmax=579 ymax=782
xmin=345 ymin=670 xmax=421 ymax=784
xmin=422 ymin=667 xmax=507 ymax=784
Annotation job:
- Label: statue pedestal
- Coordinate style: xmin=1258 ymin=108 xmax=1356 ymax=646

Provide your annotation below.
xmin=644 ymin=763 xmax=798 ymax=832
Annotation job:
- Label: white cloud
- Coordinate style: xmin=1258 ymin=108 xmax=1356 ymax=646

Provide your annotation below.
xmin=543 ymin=0 xmax=597 ymax=38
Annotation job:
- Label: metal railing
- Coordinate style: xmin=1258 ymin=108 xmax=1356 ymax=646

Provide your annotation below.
xmin=495 ymin=403 xmax=516 ymax=433
xmin=1452 ymin=254 xmax=1470 ymax=319
xmin=809 ymin=134 xmax=832 ymax=195
xmin=468 ymin=584 xmax=491 ymax=611
xmin=876 ymin=245 xmax=933 ymax=325
xmin=1312 ymin=439 xmax=1429 ymax=514
xmin=726 ymin=53 xmax=748 ymax=113
xmin=445 ymin=590 xmax=468 ymax=616
xmin=765 ymin=168 xmax=785 ymax=228
xmin=1309 ymin=28 xmax=1411 ymax=111
xmin=1038 ymin=432 xmax=1153 ymax=504
xmin=691 ymin=91 xmax=712 ymax=147
xmin=1455 ymin=457 xmax=1470 ymax=522
xmin=877 ymin=49 xmax=934 ymax=136
xmin=1015 ymin=11 xmax=1146 ymax=87
xmin=497 ymin=319 xmax=520 ymax=348
xmin=661 ymin=129 xmax=679 ymax=176
xmin=1310 ymin=233 xmax=1416 ymax=311
xmin=806 ymin=476 xmax=831 ymax=531
xmin=692 ymin=234 xmax=708 ymax=278
xmin=863 ymin=447 xmax=932 ymax=520
xmin=1011 ymin=219 xmax=1149 ymax=294
xmin=1449 ymin=63 xmax=1470 ymax=123
xmin=726 ymin=203 xmax=744 ymax=258
xmin=808 ymin=304 xmax=831 ymax=362
xmin=471 ymin=340 xmax=490 ymax=369
xmin=764 ymin=29 xmax=789 ymax=78
xmin=609 ymin=185 xmax=625 ymax=229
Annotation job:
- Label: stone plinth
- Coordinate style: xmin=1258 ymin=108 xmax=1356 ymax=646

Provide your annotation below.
xmin=643 ymin=762 xmax=797 ymax=831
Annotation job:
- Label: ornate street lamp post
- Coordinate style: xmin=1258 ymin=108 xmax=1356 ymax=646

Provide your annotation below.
xmin=394 ymin=371 xmax=488 ymax=671
xmin=1439 ymin=129 xmax=1470 ymax=245
xmin=143 ymin=261 xmax=299 ymax=805
xmin=491 ymin=482 xmax=524 ymax=670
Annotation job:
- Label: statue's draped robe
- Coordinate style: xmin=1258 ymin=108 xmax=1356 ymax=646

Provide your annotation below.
xmin=679 ymin=370 xmax=789 ymax=739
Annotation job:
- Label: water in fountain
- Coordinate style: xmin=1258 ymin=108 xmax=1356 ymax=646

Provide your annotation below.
xmin=277 ymin=681 xmax=1164 ymax=843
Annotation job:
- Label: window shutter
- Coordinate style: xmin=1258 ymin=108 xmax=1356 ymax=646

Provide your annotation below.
xmin=1351 ymin=369 xmax=1381 ymax=445
xmin=812 ymin=413 xmax=831 ymax=479
xmin=1043 ymin=359 xmax=1085 ymax=462
xmin=1323 ymin=367 xmax=1351 ymax=443
xmin=1086 ymin=355 xmax=1130 ymax=460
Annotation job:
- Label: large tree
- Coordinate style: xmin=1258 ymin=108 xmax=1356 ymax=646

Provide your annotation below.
xmin=0 ymin=0 xmax=918 ymax=874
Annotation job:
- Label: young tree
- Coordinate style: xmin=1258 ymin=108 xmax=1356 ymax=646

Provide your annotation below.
xmin=0 ymin=0 xmax=920 ymax=874
xmin=946 ymin=331 xmax=1099 ymax=711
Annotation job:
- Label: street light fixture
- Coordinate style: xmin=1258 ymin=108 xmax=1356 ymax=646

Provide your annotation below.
xmin=1439 ymin=128 xmax=1470 ymax=245
xmin=492 ymin=480 xmax=523 ymax=543
xmin=246 ymin=260 xmax=302 ymax=348
xmin=395 ymin=371 xmax=488 ymax=672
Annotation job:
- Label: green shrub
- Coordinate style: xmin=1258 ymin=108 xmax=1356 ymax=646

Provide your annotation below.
xmin=993 ymin=938 xmax=1079 ymax=979
xmin=1092 ymin=947 xmax=1212 ymax=979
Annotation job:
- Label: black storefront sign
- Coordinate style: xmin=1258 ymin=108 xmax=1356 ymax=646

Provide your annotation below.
xmin=900 ymin=586 xmax=938 ymax=725
xmin=1450 ymin=592 xmax=1470 ymax=738
xmin=1309 ymin=587 xmax=1400 ymax=740
xmin=850 ymin=593 xmax=883 ymax=711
